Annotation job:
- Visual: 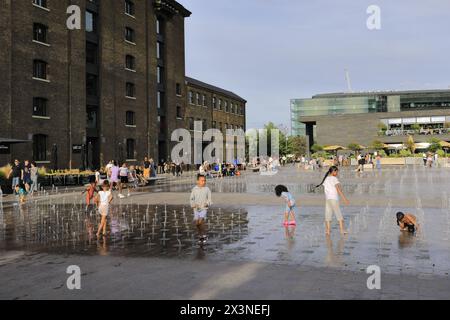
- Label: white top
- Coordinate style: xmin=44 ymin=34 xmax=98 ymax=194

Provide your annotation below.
xmin=323 ymin=176 xmax=340 ymax=201
xmin=98 ymin=191 xmax=111 ymax=206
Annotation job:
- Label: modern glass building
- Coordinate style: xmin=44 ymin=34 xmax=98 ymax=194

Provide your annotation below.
xmin=291 ymin=90 xmax=450 ymax=148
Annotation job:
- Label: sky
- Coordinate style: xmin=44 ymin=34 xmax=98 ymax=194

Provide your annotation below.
xmin=179 ymin=0 xmax=450 ymax=131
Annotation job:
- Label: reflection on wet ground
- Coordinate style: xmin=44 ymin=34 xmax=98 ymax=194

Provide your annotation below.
xmin=1 ymin=200 xmax=449 ymax=277
xmin=1 ymin=166 xmax=450 ymax=278
xmin=0 ymin=203 xmax=248 ymax=258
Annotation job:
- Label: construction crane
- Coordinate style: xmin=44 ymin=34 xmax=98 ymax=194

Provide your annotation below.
xmin=345 ymin=69 xmax=353 ymax=93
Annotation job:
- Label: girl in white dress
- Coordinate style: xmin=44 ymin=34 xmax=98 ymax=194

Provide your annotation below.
xmin=96 ymin=181 xmax=113 ymax=238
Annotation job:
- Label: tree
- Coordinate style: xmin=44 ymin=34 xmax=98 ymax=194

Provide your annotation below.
xmin=287 ymin=136 xmax=307 ymax=157
xmin=347 ymin=143 xmax=362 ymax=154
xmin=405 ymin=135 xmax=415 ymax=154
xmin=246 ymin=122 xmax=292 ymax=158
xmin=428 ymin=137 xmax=442 ymax=153
xmin=311 ymin=144 xmax=324 ymax=153
xmin=371 ymin=140 xmax=385 ymax=150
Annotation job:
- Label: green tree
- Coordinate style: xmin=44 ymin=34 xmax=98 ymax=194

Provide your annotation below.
xmin=347 ymin=143 xmax=362 ymax=154
xmin=286 ymin=136 xmax=307 ymax=157
xmin=371 ymin=140 xmax=385 ymax=150
xmin=405 ymin=135 xmax=416 ymax=154
xmin=311 ymin=144 xmax=324 ymax=153
xmin=428 ymin=137 xmax=442 ymax=153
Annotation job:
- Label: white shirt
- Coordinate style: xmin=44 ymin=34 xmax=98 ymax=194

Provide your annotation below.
xmin=98 ymin=191 xmax=111 ymax=206
xmin=323 ymin=176 xmax=340 ymax=201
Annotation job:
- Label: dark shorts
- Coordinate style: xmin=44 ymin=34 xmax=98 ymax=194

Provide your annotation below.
xmin=120 ymin=176 xmax=129 ymax=184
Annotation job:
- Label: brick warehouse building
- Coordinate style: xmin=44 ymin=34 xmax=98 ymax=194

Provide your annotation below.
xmin=0 ymin=0 xmax=246 ymax=169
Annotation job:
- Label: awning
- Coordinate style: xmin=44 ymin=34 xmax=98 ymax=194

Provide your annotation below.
xmin=0 ymin=138 xmax=31 ymax=144
xmin=386 ymin=144 xmax=405 ymax=150
xmin=415 ymin=143 xmax=431 ymax=149
xmin=439 ymin=141 xmax=450 ymax=148
xmin=417 ymin=117 xmax=431 ymax=124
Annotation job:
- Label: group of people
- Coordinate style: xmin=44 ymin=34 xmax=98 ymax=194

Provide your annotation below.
xmin=275 ymin=165 xmax=418 ymax=236
xmin=198 ymin=160 xmax=244 ymax=178
xmin=7 ymin=159 xmax=39 ymax=203
xmin=423 ymin=152 xmax=439 ymax=168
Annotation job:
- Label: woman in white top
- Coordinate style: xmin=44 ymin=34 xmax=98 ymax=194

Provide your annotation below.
xmin=95 ymin=181 xmax=113 ymax=238
xmin=316 ymin=166 xmax=350 ymax=235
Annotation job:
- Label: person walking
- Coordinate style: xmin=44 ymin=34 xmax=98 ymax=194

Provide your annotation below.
xmin=9 ymin=159 xmax=22 ymax=194
xmin=30 ymin=162 xmax=39 ymax=195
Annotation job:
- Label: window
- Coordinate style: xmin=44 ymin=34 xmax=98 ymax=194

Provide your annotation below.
xmin=33 ymin=60 xmax=47 ymax=79
xmin=230 ymin=103 xmax=234 ymax=114
xmin=33 ymin=0 xmax=47 ymax=8
xmin=189 ymin=91 xmax=194 ymax=104
xmin=33 ymin=98 xmax=47 ymax=117
xmin=87 ymin=108 xmax=98 ymax=129
xmin=156 ymin=18 xmax=163 ymax=34
xmin=125 ymin=27 xmax=135 ymax=43
xmin=189 ymin=118 xmax=194 ymax=130
xmin=225 ymin=101 xmax=229 ymax=113
xmin=176 ymin=83 xmax=181 ymax=96
xmin=157 ymin=42 xmax=163 ymax=59
xmin=86 ymin=42 xmax=98 ymax=64
xmin=33 ymin=134 xmax=47 ymax=161
xmin=202 ymin=95 xmax=207 ymax=107
xmin=126 ymin=111 xmax=136 ymax=126
xmin=125 ymin=0 xmax=135 ymax=16
xmin=86 ymin=11 xmax=97 ymax=33
xmin=219 ymin=99 xmax=222 ymax=111
xmin=157 ymin=66 xmax=163 ymax=84
xmin=176 ymin=106 xmax=183 ymax=119
xmin=196 ymin=93 xmax=201 ymax=106
xmin=33 ymin=23 xmax=48 ymax=43
xmin=126 ymin=82 xmax=135 ymax=98
xmin=125 ymin=55 xmax=135 ymax=70
xmin=126 ymin=139 xmax=135 ymax=159
xmin=86 ymin=74 xmax=98 ymax=97
xmin=212 ymin=97 xmax=217 ymax=109
xmin=157 ymin=91 xmax=164 ymax=109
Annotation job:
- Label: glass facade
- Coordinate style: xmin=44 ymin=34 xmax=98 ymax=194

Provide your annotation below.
xmin=291 ymin=91 xmax=450 ymax=137
xmin=291 ymin=96 xmax=380 ymax=136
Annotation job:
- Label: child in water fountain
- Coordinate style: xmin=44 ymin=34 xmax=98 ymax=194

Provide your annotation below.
xmin=275 ymin=185 xmax=297 ymax=226
xmin=316 ymin=166 xmax=350 ymax=235
xmin=82 ymin=177 xmax=98 ymax=211
xmin=396 ymin=212 xmax=419 ymax=233
xmin=14 ymin=184 xmax=27 ymax=204
xmin=190 ymin=174 xmax=212 ymax=245
xmin=95 ymin=181 xmax=113 ymax=238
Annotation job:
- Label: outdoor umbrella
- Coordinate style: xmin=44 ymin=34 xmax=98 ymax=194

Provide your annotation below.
xmin=439 ymin=141 xmax=450 ymax=149
xmin=51 ymin=144 xmax=58 ymax=170
xmin=323 ymin=145 xmax=346 ymax=152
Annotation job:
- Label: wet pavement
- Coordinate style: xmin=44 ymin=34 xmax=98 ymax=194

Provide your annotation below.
xmin=1 ymin=165 xmax=450 ymax=299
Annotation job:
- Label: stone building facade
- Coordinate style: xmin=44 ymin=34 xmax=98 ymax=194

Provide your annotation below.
xmin=3 ymin=0 xmax=251 ymax=169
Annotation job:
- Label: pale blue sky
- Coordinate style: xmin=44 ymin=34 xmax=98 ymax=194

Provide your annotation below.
xmin=179 ymin=0 xmax=450 ymax=130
